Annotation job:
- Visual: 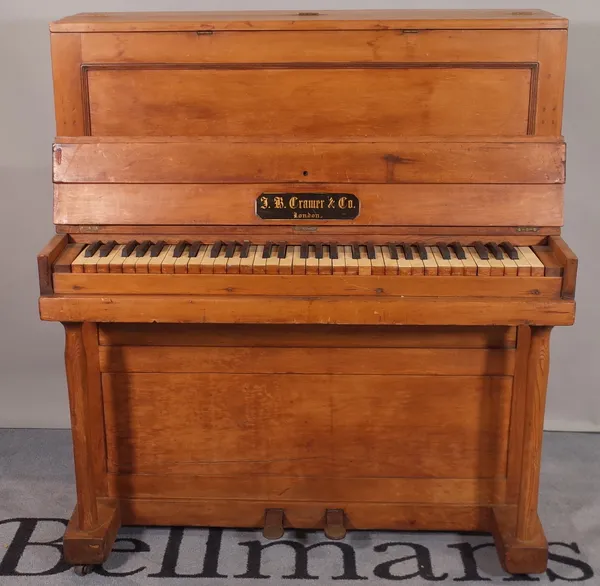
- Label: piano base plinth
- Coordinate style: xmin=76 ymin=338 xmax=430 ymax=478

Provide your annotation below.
xmin=62 ymin=498 xmax=121 ymax=566
xmin=491 ymin=507 xmax=548 ymax=575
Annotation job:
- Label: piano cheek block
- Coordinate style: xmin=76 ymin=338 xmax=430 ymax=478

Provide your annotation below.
xmin=41 ymin=8 xmax=575 ymax=577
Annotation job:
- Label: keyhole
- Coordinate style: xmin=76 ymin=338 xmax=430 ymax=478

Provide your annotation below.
xmin=302 ymin=170 xmax=309 ymax=176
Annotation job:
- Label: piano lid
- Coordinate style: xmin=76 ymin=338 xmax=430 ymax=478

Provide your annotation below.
xmin=50 ymin=9 xmax=568 ymax=33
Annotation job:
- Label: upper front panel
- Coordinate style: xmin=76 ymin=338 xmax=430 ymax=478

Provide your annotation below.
xmin=87 ymin=66 xmax=532 ymax=138
xmin=51 ymin=26 xmax=567 ymax=138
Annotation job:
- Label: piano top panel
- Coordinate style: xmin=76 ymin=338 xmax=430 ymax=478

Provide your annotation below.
xmin=51 ymin=14 xmax=568 ymax=138
xmin=51 ymin=10 xmax=568 ymax=32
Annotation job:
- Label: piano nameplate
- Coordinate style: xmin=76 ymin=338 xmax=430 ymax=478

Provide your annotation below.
xmin=257 ymin=193 xmax=359 ymax=220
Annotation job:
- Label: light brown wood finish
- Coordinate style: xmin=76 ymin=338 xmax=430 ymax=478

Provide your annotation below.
xmin=119 ymin=499 xmax=491 ymax=532
xmin=517 ymin=326 xmax=552 ymax=542
xmin=52 ymin=274 xmax=563 ymax=298
xmin=37 ymin=234 xmax=68 ymax=294
xmin=43 ymin=10 xmax=576 ymax=574
xmin=63 ymin=323 xmax=99 ymax=529
xmin=536 ymin=31 xmax=568 ymax=136
xmin=53 ymin=140 xmax=566 ymax=184
xmin=50 ymin=34 xmax=84 ymax=135
xmin=51 ymin=10 xmax=567 ymax=33
xmin=492 ymin=507 xmax=548 ymax=574
xmin=103 ymin=373 xmax=511 ymax=478
xmin=549 ymin=236 xmax=578 ymax=298
xmin=82 ymin=30 xmax=541 ymax=64
xmin=86 ymin=69 xmax=534 ymax=137
xmin=98 ymin=324 xmax=517 ymax=348
xmin=63 ymin=498 xmax=120 ymax=565
xmin=108 ymin=474 xmax=506 ymax=504
xmin=54 ymin=183 xmax=565 ymax=227
xmin=40 ymin=295 xmax=575 ymax=326
xmin=506 ymin=326 xmax=531 ymax=505
xmin=100 ymin=346 xmax=515 ymax=376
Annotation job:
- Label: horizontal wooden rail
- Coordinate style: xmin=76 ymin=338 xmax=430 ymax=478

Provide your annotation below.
xmin=53 ymin=140 xmax=566 ymax=185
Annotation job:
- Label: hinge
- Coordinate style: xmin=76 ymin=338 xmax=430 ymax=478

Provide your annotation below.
xmin=293 ymin=226 xmax=318 ymax=232
xmin=515 ymin=227 xmax=541 ymax=233
xmin=196 ymin=31 xmax=214 ymax=35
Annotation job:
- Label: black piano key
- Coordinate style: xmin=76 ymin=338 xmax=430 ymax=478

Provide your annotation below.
xmin=387 ymin=242 xmax=399 ymax=260
xmin=366 ymin=242 xmax=377 ymax=260
xmin=401 ymin=243 xmax=413 ymax=260
xmin=500 ymin=241 xmax=519 ymax=260
xmin=239 ymin=240 xmax=251 ymax=259
xmin=135 ymin=240 xmax=151 ymax=257
xmin=314 ymin=243 xmax=324 ymax=259
xmin=173 ymin=240 xmax=188 ymax=258
xmin=188 ymin=241 xmax=203 ymax=258
xmin=436 ymin=242 xmax=451 ymax=261
xmin=416 ymin=243 xmax=428 ymax=260
xmin=351 ymin=242 xmax=361 ymax=260
xmin=277 ymin=242 xmax=288 ymax=259
xmin=329 ymin=243 xmax=339 ymax=260
xmin=150 ymin=240 xmax=166 ymax=257
xmin=474 ymin=241 xmax=489 ymax=260
xmin=487 ymin=242 xmax=504 ymax=260
xmin=98 ymin=240 xmax=117 ymax=258
xmin=121 ymin=240 xmax=138 ymax=257
xmin=225 ymin=241 xmax=237 ymax=258
xmin=84 ymin=241 xmax=102 ymax=257
xmin=300 ymin=242 xmax=309 ymax=259
xmin=451 ymin=241 xmax=466 ymax=260
xmin=210 ymin=240 xmax=224 ymax=258
xmin=262 ymin=241 xmax=274 ymax=259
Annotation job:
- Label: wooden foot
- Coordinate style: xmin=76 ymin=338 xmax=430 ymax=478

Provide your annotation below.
xmin=263 ymin=508 xmax=284 ymax=540
xmin=63 ymin=498 xmax=121 ymax=565
xmin=491 ymin=506 xmax=548 ymax=574
xmin=324 ymin=509 xmax=346 ymax=540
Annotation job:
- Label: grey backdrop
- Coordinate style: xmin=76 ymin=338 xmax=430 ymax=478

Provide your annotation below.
xmin=0 ymin=0 xmax=598 ymax=430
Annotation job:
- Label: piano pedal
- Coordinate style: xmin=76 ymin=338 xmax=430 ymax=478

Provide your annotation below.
xmin=263 ymin=508 xmax=285 ymax=540
xmin=324 ymin=509 xmax=346 ymax=540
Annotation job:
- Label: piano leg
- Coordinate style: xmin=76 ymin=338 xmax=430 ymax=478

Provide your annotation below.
xmin=492 ymin=325 xmax=552 ymax=574
xmin=62 ymin=322 xmax=121 ymax=566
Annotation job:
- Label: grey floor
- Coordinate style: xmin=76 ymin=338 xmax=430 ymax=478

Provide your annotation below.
xmin=0 ymin=429 xmax=598 ymax=584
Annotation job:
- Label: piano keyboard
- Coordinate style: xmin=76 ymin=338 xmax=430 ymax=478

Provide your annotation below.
xmin=70 ymin=240 xmax=549 ymax=276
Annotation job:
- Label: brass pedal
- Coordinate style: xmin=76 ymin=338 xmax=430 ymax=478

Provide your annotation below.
xmin=263 ymin=508 xmax=284 ymax=540
xmin=324 ymin=509 xmax=346 ymax=540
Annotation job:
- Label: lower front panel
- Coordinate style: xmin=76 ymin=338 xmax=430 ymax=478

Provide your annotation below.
xmin=98 ymin=324 xmax=517 ymax=526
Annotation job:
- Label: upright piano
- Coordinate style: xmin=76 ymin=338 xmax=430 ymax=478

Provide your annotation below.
xmin=38 ymin=10 xmax=577 ymax=575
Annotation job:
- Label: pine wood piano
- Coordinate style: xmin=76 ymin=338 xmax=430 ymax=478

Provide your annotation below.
xmin=38 ymin=10 xmax=577 ymax=575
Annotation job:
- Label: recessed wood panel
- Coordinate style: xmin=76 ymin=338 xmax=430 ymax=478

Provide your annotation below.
xmin=98 ymin=324 xmax=518 ymax=348
xmin=86 ymin=67 xmax=533 ymax=137
xmin=100 ymin=346 xmax=515 ymax=375
xmin=103 ymin=373 xmax=512 ymax=478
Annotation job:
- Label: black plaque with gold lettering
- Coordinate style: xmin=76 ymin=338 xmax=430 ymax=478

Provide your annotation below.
xmin=256 ymin=193 xmax=360 ymax=220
